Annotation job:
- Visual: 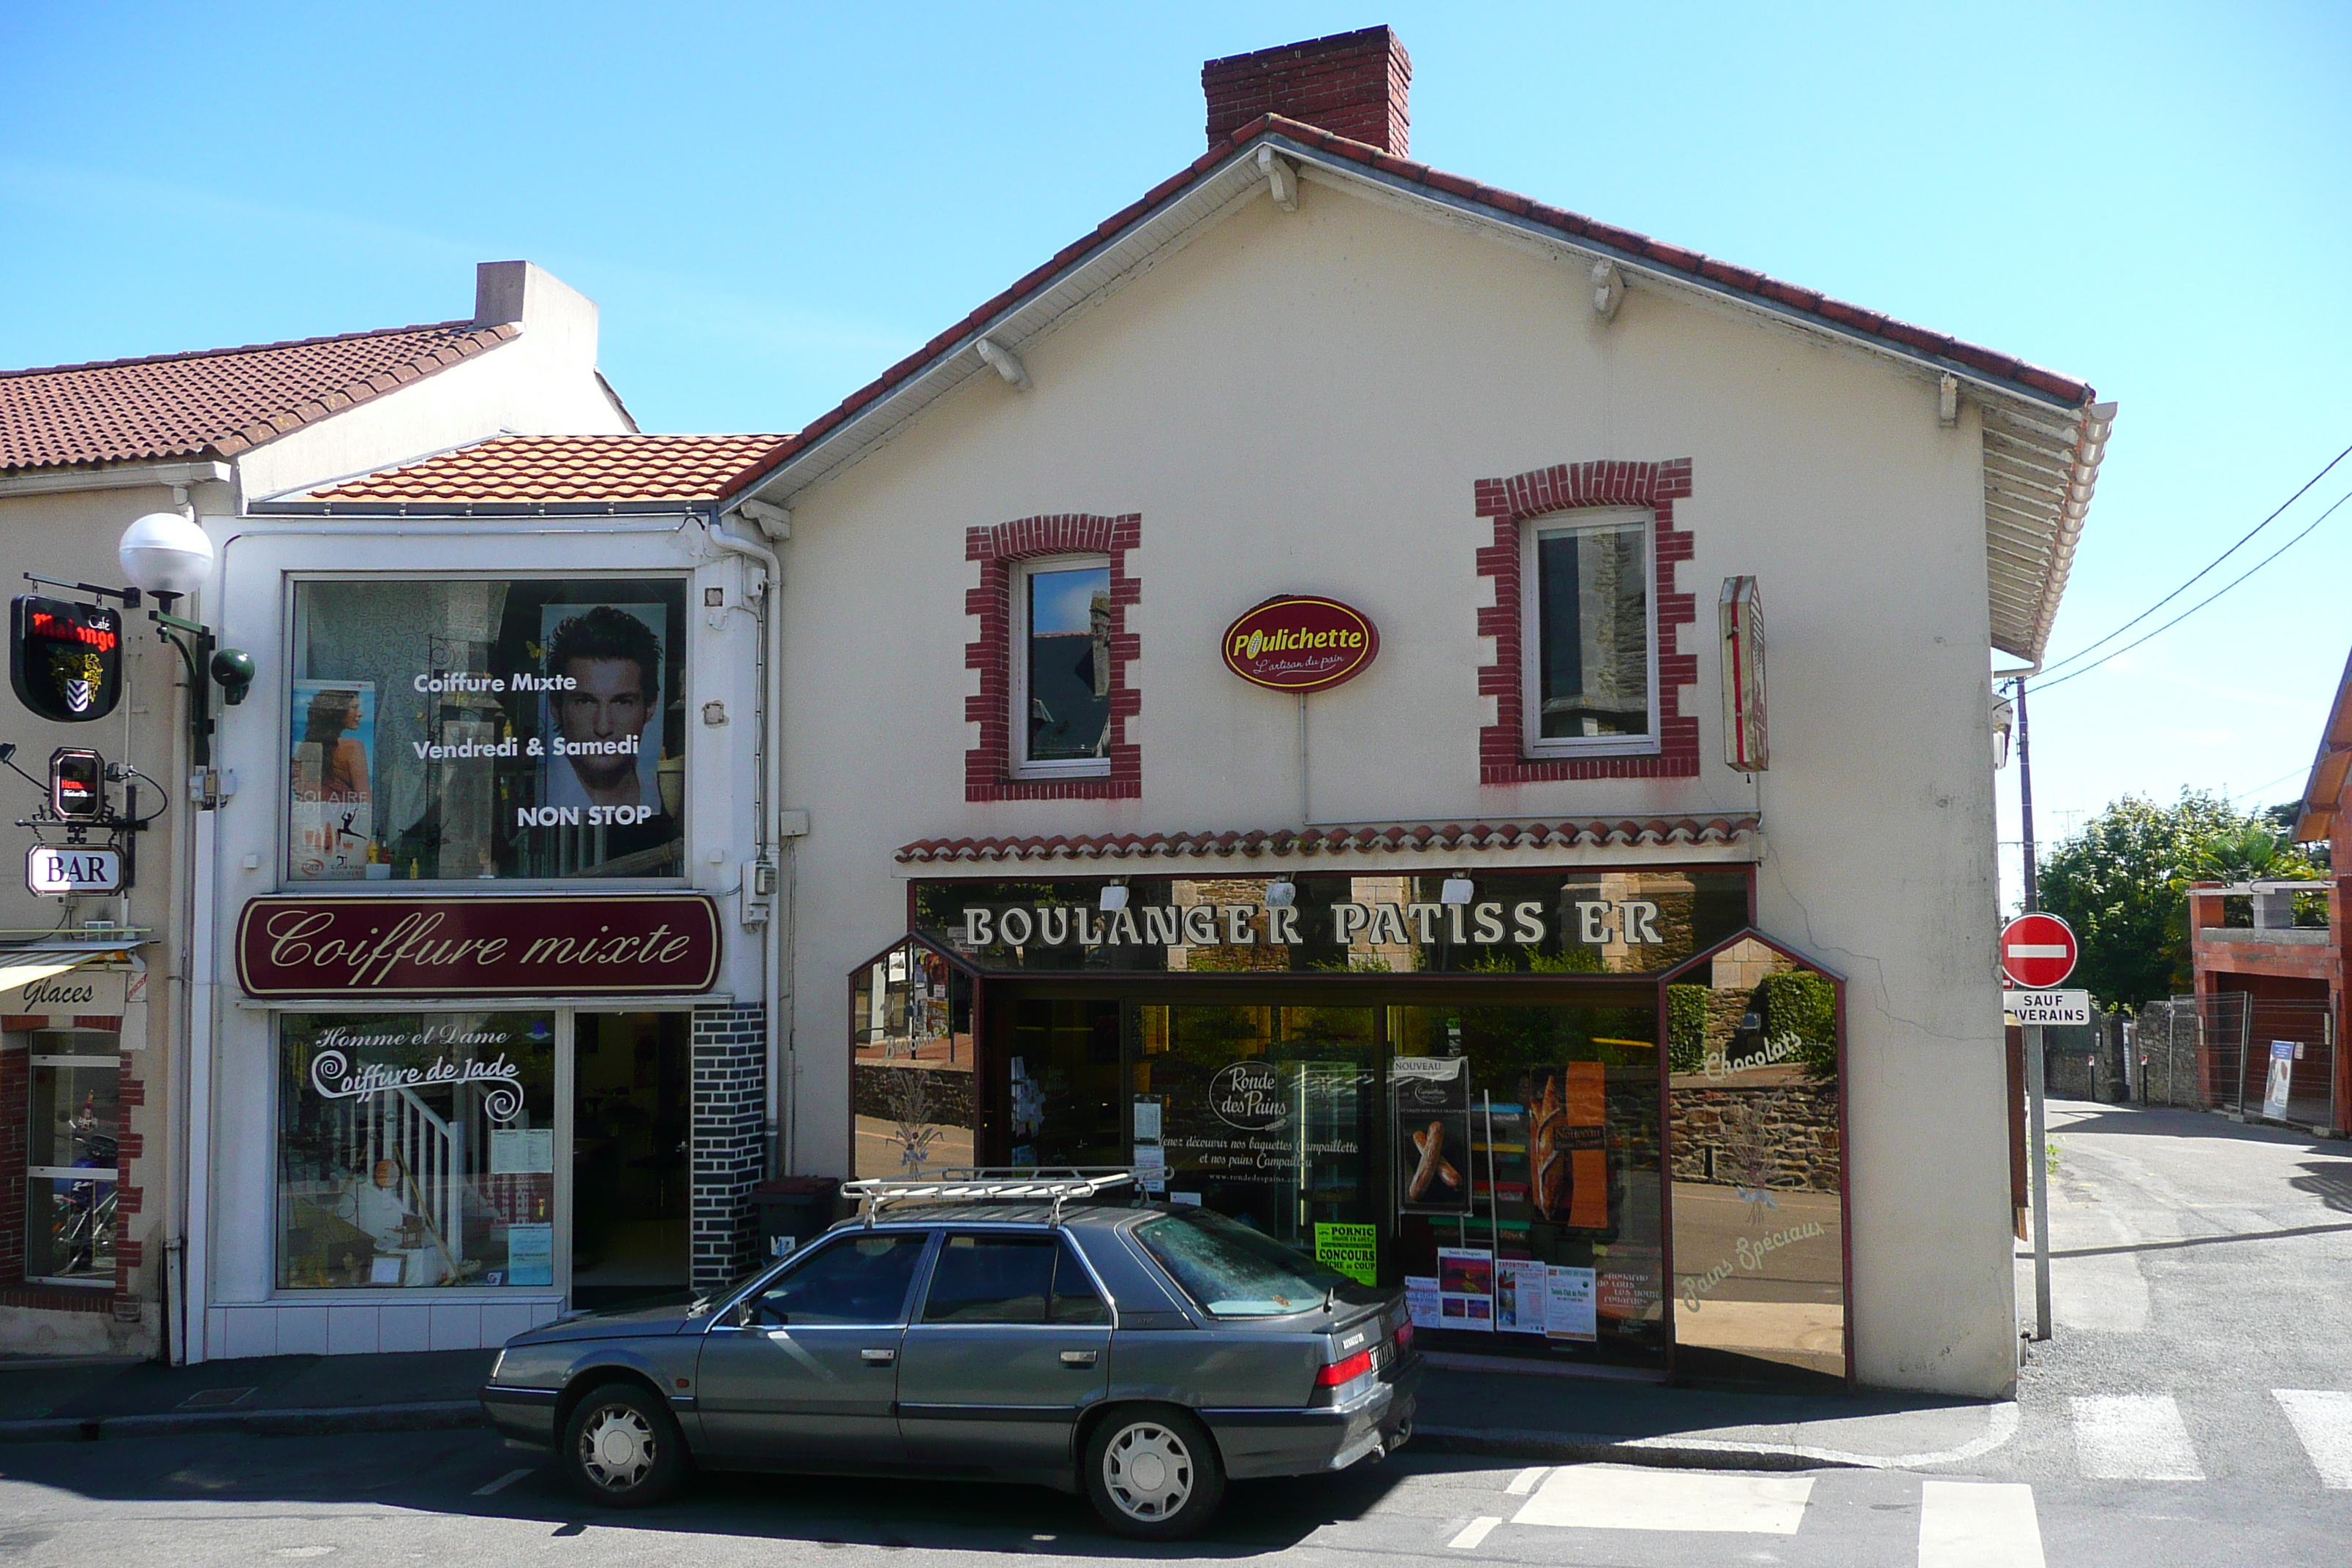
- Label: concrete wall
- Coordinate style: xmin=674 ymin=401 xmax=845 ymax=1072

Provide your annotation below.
xmin=772 ymin=178 xmax=2015 ymax=1394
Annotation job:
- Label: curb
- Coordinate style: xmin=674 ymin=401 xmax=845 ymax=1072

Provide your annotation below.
xmin=1414 ymin=1425 xmax=1859 ymax=1473
xmin=0 ymin=1400 xmax=484 ymax=1444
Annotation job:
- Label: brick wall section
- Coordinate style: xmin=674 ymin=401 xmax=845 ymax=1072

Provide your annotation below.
xmin=1474 ymin=459 xmax=1700 ymax=784
xmin=1202 ymin=26 xmax=1411 ymax=154
xmin=965 ymin=513 xmax=1143 ymax=802
xmin=690 ymin=1003 xmax=766 ymax=1294
xmin=0 ymin=1039 xmax=23 ymax=1286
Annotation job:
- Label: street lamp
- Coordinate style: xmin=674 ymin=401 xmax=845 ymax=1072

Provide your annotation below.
xmin=116 ymin=512 xmax=249 ymax=773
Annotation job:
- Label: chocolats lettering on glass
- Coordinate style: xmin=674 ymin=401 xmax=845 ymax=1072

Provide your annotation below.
xmin=285 ymin=579 xmax=686 ymax=881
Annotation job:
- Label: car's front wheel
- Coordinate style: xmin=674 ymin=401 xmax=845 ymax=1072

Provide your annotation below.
xmin=560 ymin=1382 xmax=687 ymax=1507
xmin=1082 ymin=1406 xmax=1225 ymax=1539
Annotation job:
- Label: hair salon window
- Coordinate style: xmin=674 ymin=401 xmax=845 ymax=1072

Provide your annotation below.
xmin=1520 ymin=511 xmax=1656 ymax=757
xmin=286 ymin=578 xmax=687 ymax=881
xmin=1011 ymin=557 xmax=1112 ymax=777
xmin=276 ymin=1011 xmax=557 ymax=1290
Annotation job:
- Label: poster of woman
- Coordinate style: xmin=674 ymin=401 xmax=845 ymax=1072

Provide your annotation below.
xmin=289 ymin=680 xmax=376 ymax=879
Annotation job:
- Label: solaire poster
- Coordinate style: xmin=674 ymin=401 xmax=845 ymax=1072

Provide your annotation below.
xmin=289 ymin=679 xmax=377 ymax=880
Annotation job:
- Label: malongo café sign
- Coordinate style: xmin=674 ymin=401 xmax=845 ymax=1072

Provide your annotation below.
xmin=235 ymin=893 xmax=720 ymax=998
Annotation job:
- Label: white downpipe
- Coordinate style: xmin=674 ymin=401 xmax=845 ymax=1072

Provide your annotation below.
xmin=708 ymin=512 xmax=790 ymax=1175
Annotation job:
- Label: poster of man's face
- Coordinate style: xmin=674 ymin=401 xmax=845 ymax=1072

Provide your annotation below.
xmin=539 ymin=603 xmax=666 ymax=811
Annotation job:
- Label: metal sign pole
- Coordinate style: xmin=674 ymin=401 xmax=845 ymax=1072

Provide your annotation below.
xmin=2026 ymin=1020 xmax=2051 ymax=1341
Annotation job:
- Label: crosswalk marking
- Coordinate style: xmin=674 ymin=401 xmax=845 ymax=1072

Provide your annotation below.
xmin=1503 ymin=1466 xmax=1549 ymax=1496
xmin=1446 ymin=1517 xmax=1501 ymax=1550
xmin=2071 ymin=1394 xmax=2204 ymax=1480
xmin=1918 ymin=1481 xmax=2045 ymax=1568
xmin=1512 ymin=1466 xmax=1813 ymax=1534
xmin=2274 ymin=1390 xmax=2352 ymax=1489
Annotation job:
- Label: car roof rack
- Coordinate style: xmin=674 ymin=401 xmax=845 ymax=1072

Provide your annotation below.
xmin=840 ymin=1167 xmax=1137 ymax=1226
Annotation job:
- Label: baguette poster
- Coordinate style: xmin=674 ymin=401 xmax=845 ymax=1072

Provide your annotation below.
xmin=1391 ymin=1056 xmax=1471 ymax=1215
xmin=1523 ymin=1061 xmax=1610 ymax=1229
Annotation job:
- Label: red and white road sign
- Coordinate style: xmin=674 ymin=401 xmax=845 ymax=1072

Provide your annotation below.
xmin=2000 ymin=912 xmax=2078 ymax=989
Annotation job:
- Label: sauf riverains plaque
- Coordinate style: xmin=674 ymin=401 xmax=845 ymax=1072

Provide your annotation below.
xmin=235 ymin=893 xmax=720 ymax=998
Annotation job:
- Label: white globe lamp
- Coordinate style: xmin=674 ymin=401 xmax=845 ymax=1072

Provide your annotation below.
xmin=118 ymin=511 xmax=216 ymax=602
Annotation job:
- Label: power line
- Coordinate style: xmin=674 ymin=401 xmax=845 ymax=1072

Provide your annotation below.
xmin=2038 ymin=437 xmax=2352 ymax=679
xmin=2037 ymin=485 xmax=2352 ymax=691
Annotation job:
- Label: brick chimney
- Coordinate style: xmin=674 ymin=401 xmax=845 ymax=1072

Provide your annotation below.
xmin=1202 ymin=26 xmax=1411 ymax=154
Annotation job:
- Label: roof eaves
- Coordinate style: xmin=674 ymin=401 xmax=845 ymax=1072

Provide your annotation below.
xmin=731 ymin=114 xmax=2098 ymax=513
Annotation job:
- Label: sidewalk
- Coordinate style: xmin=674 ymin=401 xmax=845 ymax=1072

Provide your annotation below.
xmin=0 ymin=1349 xmax=2016 ymax=1471
xmin=0 ymin=1349 xmax=491 ymax=1441
xmin=1413 ymin=1365 xmax=2016 ymax=1471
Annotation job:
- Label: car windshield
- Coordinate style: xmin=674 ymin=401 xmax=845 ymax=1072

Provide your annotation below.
xmin=1134 ymin=1208 xmax=1354 ymax=1317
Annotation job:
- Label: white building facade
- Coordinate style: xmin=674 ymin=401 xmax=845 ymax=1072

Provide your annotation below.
xmin=732 ymin=29 xmax=2112 ymax=1398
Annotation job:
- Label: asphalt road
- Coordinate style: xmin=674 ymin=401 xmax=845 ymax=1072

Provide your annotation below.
xmin=0 ymin=1098 xmax=2341 ymax=1566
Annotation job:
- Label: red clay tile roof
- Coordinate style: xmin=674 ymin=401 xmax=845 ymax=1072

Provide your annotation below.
xmin=0 ymin=320 xmax=519 ymax=475
xmin=298 ymin=434 xmax=791 ymax=507
xmin=897 ymin=816 xmax=1761 ymax=865
xmin=732 ymin=113 xmax=2094 ymax=501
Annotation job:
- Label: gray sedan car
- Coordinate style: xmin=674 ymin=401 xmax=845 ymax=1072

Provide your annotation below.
xmin=480 ymin=1187 xmax=1418 ymax=1537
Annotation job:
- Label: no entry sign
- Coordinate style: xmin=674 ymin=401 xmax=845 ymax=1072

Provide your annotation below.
xmin=2000 ymin=912 xmax=2078 ymax=989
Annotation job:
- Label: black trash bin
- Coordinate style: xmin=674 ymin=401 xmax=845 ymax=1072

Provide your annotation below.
xmin=752 ymin=1176 xmax=840 ymax=1263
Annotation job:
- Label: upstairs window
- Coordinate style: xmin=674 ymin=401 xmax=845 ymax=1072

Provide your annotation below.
xmin=1521 ymin=510 xmax=1657 ymax=757
xmin=1013 ymin=557 xmax=1112 ymax=777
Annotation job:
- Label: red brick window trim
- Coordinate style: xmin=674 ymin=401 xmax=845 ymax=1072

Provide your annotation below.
xmin=1475 ymin=459 xmax=1699 ymax=784
xmin=965 ymin=513 xmax=1142 ymax=802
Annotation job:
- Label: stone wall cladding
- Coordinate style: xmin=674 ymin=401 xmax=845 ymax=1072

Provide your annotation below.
xmin=690 ymin=1003 xmax=766 ymax=1294
xmin=1667 ymin=1079 xmax=1842 ymax=1193
xmin=1474 ymin=459 xmax=1700 ymax=784
xmin=965 ymin=513 xmax=1142 ymax=802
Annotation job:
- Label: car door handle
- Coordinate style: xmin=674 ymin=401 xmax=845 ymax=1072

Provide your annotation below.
xmin=1060 ymin=1350 xmax=1099 ymax=1367
xmin=861 ymin=1348 xmax=897 ymax=1365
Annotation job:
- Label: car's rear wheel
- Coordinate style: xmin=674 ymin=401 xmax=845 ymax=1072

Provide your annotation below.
xmin=560 ymin=1382 xmax=687 ymax=1507
xmin=1082 ymin=1406 xmax=1225 ymax=1539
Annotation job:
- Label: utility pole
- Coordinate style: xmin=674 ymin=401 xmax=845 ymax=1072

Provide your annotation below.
xmin=2015 ymin=676 xmax=2051 ymax=1342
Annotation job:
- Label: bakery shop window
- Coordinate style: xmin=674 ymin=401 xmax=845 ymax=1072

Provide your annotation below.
xmin=275 ymin=1011 xmax=557 ymax=1290
xmin=286 ymin=578 xmax=687 ymax=882
xmin=1389 ymin=1002 xmax=1665 ymax=1369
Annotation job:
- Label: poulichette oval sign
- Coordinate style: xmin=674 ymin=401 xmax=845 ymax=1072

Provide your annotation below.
xmin=1221 ymin=596 xmax=1379 ymax=693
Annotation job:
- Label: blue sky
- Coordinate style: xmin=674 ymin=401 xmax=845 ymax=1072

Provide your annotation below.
xmin=4 ymin=2 xmax=2347 ymax=902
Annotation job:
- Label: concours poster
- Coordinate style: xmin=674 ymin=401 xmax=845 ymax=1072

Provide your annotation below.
xmin=1392 ymin=1055 xmax=1471 ymax=1214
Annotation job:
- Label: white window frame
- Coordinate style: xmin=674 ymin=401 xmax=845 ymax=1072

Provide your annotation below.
xmin=25 ymin=1048 xmax=119 ymax=1288
xmin=1520 ymin=508 xmax=1662 ymax=760
xmin=1009 ymin=554 xmax=1114 ymax=780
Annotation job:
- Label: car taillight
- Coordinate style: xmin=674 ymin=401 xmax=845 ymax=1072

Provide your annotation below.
xmin=1316 ymin=1348 xmax=1375 ymax=1387
xmin=1394 ymin=1321 xmax=1414 ymax=1354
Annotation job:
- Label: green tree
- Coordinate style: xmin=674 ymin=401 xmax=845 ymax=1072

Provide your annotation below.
xmin=2037 ymin=790 xmax=2321 ymax=1008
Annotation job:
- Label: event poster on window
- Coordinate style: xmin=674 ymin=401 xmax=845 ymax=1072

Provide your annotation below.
xmin=287 ymin=579 xmax=686 ymax=881
xmin=289 ymin=680 xmax=377 ymax=880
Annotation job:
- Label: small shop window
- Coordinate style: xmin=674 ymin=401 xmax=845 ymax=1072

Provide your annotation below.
xmin=275 ymin=1011 xmax=556 ymax=1290
xmin=851 ymin=939 xmax=977 ymax=1180
xmin=1521 ymin=510 xmax=1656 ymax=756
xmin=1666 ymin=932 xmax=1848 ymax=1385
xmin=286 ymin=577 xmax=687 ymax=882
xmin=25 ymin=1033 xmax=117 ymax=1286
xmin=1011 ymin=557 xmax=1112 ymax=776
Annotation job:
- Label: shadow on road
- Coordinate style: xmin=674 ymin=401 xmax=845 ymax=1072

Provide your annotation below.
xmin=0 ymin=1425 xmax=1426 ymax=1555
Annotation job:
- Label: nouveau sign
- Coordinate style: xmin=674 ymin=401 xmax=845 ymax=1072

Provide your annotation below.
xmin=236 ymin=893 xmax=720 ymax=998
xmin=1221 ymin=596 xmax=1379 ymax=693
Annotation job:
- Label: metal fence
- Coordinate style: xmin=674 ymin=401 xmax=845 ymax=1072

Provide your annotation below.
xmin=2127 ymin=992 xmax=2338 ymax=1129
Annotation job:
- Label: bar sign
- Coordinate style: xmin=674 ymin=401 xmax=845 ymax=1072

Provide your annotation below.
xmin=26 ymin=844 xmax=122 ymax=896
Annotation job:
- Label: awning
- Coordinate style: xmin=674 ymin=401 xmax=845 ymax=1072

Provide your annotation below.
xmin=0 ymin=954 xmax=95 ymax=994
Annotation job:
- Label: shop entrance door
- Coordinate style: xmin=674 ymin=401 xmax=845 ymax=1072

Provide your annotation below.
xmin=571 ymin=1011 xmax=690 ymax=1310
